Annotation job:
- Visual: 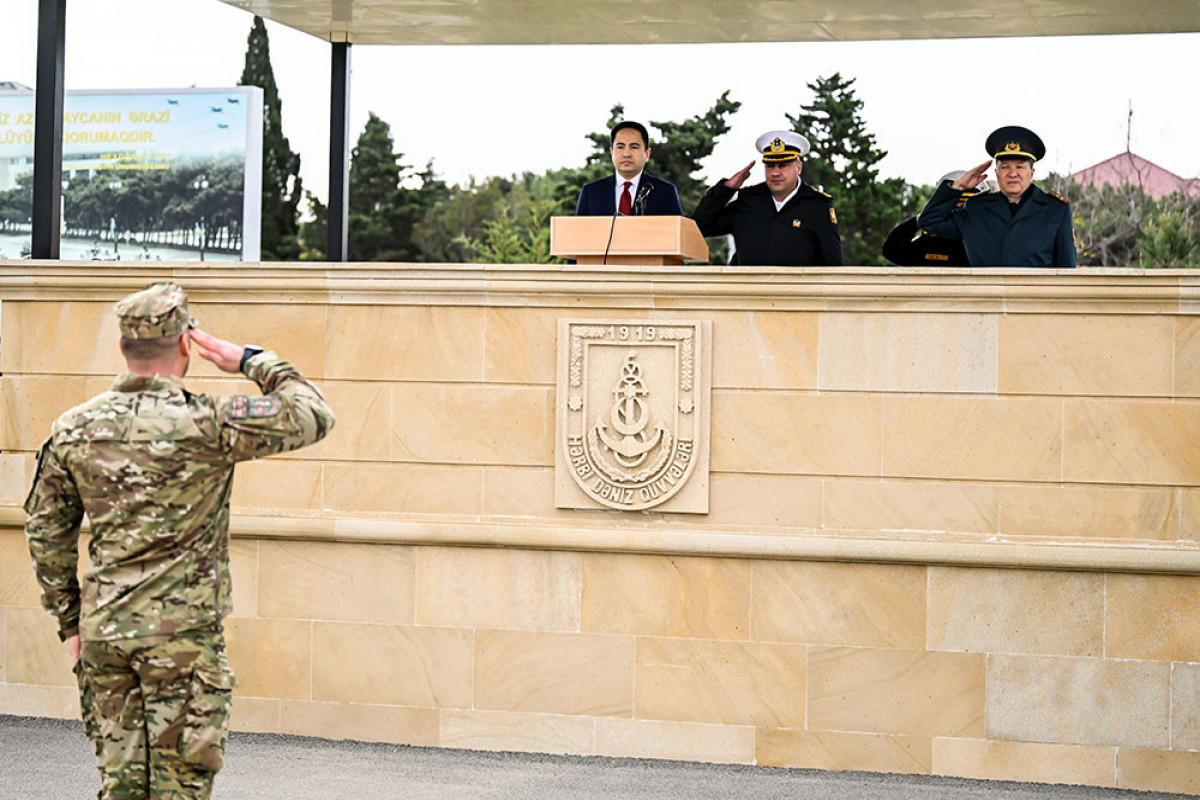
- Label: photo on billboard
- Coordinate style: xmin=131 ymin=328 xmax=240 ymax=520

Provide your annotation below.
xmin=0 ymin=87 xmax=263 ymax=261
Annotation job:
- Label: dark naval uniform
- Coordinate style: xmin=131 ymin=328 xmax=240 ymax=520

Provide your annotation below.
xmin=693 ymin=180 xmax=844 ymax=266
xmin=918 ymin=181 xmax=1076 ymax=267
xmin=882 ymin=216 xmax=971 ymax=267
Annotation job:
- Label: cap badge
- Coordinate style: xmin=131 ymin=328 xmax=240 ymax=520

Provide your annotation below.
xmin=770 ymin=138 xmax=785 ymax=153
xmin=1005 ymin=142 xmax=1020 ymax=152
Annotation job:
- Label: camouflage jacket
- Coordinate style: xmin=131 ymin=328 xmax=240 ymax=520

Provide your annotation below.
xmin=24 ymin=353 xmax=335 ymax=642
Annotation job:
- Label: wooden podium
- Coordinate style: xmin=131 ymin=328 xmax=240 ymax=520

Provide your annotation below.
xmin=550 ymin=216 xmax=709 ymax=266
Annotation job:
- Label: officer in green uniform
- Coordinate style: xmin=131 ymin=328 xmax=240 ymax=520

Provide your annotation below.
xmin=917 ymin=126 xmax=1077 ymax=267
xmin=24 ymin=282 xmax=335 ymax=800
xmin=692 ymin=130 xmax=844 ymax=266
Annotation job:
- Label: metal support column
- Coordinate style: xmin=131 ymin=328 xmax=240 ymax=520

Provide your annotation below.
xmin=326 ymin=41 xmax=351 ymax=262
xmin=31 ymin=0 xmax=67 ymax=260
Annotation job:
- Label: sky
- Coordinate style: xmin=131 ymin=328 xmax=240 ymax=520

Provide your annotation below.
xmin=4 ymin=0 xmax=1200 ymax=207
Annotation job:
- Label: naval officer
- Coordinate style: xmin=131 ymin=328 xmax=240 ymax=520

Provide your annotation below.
xmin=692 ymin=130 xmax=843 ymax=266
xmin=882 ymin=170 xmax=990 ymax=267
xmin=917 ymin=125 xmax=1076 ymax=267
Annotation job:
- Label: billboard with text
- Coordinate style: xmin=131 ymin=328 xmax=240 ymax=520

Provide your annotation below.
xmin=0 ymin=87 xmax=262 ymax=261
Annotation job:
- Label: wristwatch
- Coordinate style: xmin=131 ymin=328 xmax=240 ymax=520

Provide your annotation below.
xmin=239 ymin=345 xmax=265 ymax=375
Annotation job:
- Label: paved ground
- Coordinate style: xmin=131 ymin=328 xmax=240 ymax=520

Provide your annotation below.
xmin=0 ymin=715 xmax=1188 ymax=799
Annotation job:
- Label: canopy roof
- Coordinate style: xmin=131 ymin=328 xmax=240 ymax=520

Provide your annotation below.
xmin=218 ymin=0 xmax=1199 ymax=44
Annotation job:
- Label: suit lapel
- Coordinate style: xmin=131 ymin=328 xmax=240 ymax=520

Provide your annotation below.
xmin=599 ymin=175 xmax=617 ymax=215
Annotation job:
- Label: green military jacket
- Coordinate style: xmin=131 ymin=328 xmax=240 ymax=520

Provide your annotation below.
xmin=24 ymin=354 xmax=335 ymax=642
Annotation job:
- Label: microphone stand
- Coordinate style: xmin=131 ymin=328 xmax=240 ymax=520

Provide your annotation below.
xmin=602 ymin=209 xmax=622 ymax=266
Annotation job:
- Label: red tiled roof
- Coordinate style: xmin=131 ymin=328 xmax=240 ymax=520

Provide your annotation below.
xmin=1068 ymin=152 xmax=1199 ymax=199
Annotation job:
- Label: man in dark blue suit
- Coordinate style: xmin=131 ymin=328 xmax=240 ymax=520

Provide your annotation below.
xmin=575 ymin=121 xmax=684 ymax=217
xmin=918 ymin=126 xmax=1077 ymax=268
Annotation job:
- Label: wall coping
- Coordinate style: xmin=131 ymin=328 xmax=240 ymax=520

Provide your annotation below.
xmin=3 ymin=260 xmax=1199 ymax=314
xmin=3 ymin=504 xmax=1197 ymax=575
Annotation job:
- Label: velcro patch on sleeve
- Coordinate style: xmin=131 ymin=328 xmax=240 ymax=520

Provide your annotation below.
xmin=229 ymin=395 xmax=283 ymax=420
xmin=247 ymin=397 xmax=283 ymax=419
xmin=229 ymin=395 xmax=249 ymax=419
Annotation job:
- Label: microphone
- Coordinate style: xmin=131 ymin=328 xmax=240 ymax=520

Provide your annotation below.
xmin=633 ymin=181 xmax=654 ymax=216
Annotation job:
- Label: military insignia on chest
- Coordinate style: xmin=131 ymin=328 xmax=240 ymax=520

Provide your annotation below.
xmin=792 ymin=219 xmax=802 ymax=228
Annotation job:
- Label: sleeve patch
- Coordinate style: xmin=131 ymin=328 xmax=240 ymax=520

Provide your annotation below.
xmin=829 ymin=207 xmax=838 ymax=225
xmin=229 ymin=395 xmax=283 ymax=420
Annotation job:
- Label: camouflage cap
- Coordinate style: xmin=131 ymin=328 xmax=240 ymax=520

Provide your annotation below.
xmin=115 ymin=282 xmax=197 ymax=340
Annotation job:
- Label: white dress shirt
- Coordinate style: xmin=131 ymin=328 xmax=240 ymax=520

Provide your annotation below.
xmin=615 ymin=172 xmax=643 ymax=214
xmin=772 ymin=180 xmax=802 ymax=212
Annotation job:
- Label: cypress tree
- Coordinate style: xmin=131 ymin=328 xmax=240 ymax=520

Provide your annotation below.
xmin=349 ymin=112 xmax=448 ymax=261
xmin=240 ymin=16 xmax=302 ymax=260
xmin=788 ymin=73 xmax=919 ymax=266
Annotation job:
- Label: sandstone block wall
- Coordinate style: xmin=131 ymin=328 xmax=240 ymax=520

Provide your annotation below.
xmin=1 ymin=262 xmax=1198 ymax=794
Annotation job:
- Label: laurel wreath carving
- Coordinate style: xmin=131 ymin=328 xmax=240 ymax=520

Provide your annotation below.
xmin=569 ymin=327 xmax=611 ymax=388
xmin=655 ymin=329 xmax=694 ymax=391
xmin=587 ymin=426 xmax=675 ymax=484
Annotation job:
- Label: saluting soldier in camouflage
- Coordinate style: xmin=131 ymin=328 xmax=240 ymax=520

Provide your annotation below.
xmin=24 ymin=282 xmax=335 ymax=800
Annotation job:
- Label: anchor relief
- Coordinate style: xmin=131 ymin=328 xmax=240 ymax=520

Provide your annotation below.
xmin=556 ymin=320 xmax=711 ymax=513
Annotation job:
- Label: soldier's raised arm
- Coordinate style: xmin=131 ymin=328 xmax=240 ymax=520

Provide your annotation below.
xmin=189 ymin=327 xmax=336 ymax=462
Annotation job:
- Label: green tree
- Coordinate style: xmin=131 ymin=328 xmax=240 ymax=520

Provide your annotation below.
xmin=415 ymin=177 xmax=506 ymax=263
xmin=298 ymin=191 xmax=327 ymax=261
xmin=455 ymin=176 xmax=560 ymax=264
xmin=787 ymin=73 xmax=921 ymax=266
xmin=1064 ymin=180 xmax=1152 ymax=266
xmin=240 ymin=16 xmax=303 ymax=260
xmin=346 ymin=112 xmax=448 ymax=262
xmin=0 ymin=173 xmax=32 ymax=226
xmin=1139 ymin=193 xmax=1200 ymax=268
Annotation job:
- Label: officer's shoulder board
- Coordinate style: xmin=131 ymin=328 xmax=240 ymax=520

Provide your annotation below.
xmin=228 ymin=394 xmax=283 ymax=420
xmin=810 ymin=187 xmax=833 ymax=200
xmin=1047 ymin=190 xmax=1070 ymax=204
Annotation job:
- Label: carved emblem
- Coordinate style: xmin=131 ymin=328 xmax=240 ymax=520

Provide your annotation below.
xmin=557 ymin=320 xmax=711 ymax=513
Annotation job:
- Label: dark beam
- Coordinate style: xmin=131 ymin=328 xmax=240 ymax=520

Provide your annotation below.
xmin=326 ymin=41 xmax=351 ymax=262
xmin=31 ymin=0 xmax=66 ymax=260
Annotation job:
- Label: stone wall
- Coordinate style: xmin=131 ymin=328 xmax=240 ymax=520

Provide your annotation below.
xmin=1 ymin=262 xmax=1198 ymax=794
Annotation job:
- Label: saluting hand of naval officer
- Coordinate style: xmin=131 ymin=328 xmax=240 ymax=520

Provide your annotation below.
xmin=723 ymin=161 xmax=757 ymax=190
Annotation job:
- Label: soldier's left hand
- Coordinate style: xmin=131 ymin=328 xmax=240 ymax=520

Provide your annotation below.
xmin=190 ymin=328 xmax=245 ymax=373
xmin=67 ymin=634 xmax=80 ymax=663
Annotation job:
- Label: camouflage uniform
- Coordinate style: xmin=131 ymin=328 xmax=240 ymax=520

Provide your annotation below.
xmin=24 ymin=283 xmax=335 ymax=800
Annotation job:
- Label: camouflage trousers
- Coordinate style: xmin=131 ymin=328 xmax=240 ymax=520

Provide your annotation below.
xmin=74 ymin=628 xmax=237 ymax=800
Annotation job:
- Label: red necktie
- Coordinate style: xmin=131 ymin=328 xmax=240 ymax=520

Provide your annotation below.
xmin=619 ymin=181 xmax=633 ymax=215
